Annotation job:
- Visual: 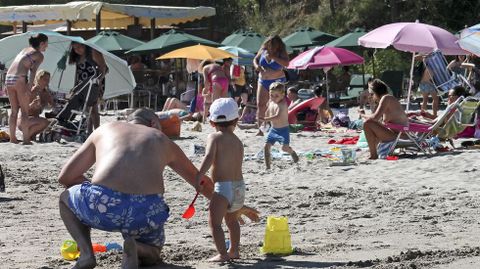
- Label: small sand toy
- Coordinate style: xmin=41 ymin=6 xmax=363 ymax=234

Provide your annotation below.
xmin=260 ymin=216 xmax=293 ymax=255
xmin=61 ymin=240 xmax=80 ymax=261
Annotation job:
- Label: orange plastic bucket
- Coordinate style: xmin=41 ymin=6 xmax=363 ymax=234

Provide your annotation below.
xmin=159 ymin=115 xmax=181 ymax=138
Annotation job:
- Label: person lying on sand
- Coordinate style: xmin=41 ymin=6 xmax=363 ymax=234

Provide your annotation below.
xmin=58 ymin=108 xmax=259 ymax=269
xmin=195 ymin=98 xmax=245 ymax=262
xmin=362 ymin=79 xmax=408 ymax=159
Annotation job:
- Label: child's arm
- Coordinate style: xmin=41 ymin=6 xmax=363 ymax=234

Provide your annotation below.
xmin=263 ymin=104 xmax=281 ymax=121
xmin=195 ymin=134 xmax=217 ymax=191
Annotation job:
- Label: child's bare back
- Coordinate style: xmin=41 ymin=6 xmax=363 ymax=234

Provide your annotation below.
xmin=208 ymin=131 xmax=244 ymax=183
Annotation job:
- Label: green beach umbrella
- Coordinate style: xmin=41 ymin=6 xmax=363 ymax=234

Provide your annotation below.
xmin=283 ymin=27 xmax=338 ymax=49
xmin=325 ymin=28 xmax=368 ymax=54
xmin=88 ymin=31 xmax=145 ymax=53
xmin=126 ymin=29 xmax=220 ymax=55
xmin=221 ymin=30 xmax=266 ymax=54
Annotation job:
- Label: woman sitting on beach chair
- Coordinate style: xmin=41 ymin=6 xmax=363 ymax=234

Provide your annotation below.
xmin=362 ymin=79 xmax=409 ymax=159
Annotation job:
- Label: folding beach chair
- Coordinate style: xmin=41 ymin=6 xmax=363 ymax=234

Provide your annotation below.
xmin=423 ymin=50 xmax=471 ymax=95
xmin=385 ymin=96 xmax=465 ymax=155
xmin=438 ymin=96 xmax=480 ymax=141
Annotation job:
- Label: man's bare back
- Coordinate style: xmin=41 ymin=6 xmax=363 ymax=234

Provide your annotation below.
xmin=61 ymin=121 xmax=172 ymax=195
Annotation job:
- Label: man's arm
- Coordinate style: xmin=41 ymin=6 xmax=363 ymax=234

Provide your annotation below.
xmin=58 ymin=134 xmax=96 ymax=188
xmin=195 ymin=134 xmax=216 ymax=191
xmin=166 ymin=140 xmax=213 ymax=199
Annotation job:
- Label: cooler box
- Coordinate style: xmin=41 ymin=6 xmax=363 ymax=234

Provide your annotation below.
xmin=159 ymin=115 xmax=181 ymax=138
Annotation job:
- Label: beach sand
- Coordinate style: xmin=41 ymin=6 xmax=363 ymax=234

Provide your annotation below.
xmin=1 ymin=112 xmax=480 ymax=269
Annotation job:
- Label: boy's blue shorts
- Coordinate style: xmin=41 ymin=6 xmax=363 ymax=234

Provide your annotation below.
xmin=266 ymin=126 xmax=290 ymax=145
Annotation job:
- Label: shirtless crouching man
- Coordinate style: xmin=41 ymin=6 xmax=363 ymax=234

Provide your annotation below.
xmin=58 ymin=108 xmax=259 ymax=269
xmin=362 ymin=79 xmax=408 ymax=159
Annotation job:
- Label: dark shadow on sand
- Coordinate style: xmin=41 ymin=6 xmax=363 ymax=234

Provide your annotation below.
xmin=141 ymin=262 xmax=194 ymax=269
xmin=171 ymin=136 xmax=196 ymax=141
xmin=221 ymin=256 xmax=346 ymax=268
xmin=0 ymin=196 xmax=24 ymax=203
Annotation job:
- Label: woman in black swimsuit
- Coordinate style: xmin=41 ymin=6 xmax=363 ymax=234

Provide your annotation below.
xmin=69 ymin=42 xmax=107 ymax=133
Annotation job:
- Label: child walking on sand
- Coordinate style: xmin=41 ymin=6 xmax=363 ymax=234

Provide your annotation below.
xmin=195 ymin=98 xmax=246 ymax=262
xmin=261 ymin=82 xmax=299 ymax=169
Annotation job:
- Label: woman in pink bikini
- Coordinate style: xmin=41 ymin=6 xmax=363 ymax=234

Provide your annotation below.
xmin=6 ymin=33 xmax=48 ymax=144
xmin=199 ymin=60 xmax=230 ymax=119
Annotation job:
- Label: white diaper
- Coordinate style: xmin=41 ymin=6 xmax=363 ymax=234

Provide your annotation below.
xmin=214 ymin=180 xmax=245 ymax=213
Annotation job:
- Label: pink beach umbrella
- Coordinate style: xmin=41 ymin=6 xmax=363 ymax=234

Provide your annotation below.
xmin=358 ymin=20 xmax=467 ymax=110
xmin=288 ymin=46 xmax=364 ymax=103
xmin=288 ymin=46 xmax=364 ymax=69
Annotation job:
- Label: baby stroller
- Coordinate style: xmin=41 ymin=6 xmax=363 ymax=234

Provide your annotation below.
xmin=39 ymin=74 xmax=102 ymax=143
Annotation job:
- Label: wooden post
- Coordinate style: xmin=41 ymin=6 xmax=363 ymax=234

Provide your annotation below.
xmin=22 ymin=21 xmax=27 ymax=33
xmin=12 ymin=22 xmax=17 ymax=34
xmin=96 ymin=12 xmax=101 ymax=34
xmin=150 ymin=18 xmax=155 ymax=40
xmin=66 ymin=20 xmax=72 ymax=36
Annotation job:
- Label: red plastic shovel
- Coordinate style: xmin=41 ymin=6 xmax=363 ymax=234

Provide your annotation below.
xmin=182 ymin=181 xmax=204 ymax=219
xmin=182 ymin=191 xmax=200 ymax=219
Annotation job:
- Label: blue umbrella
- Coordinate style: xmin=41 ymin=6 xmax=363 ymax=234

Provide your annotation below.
xmin=218 ymin=46 xmax=255 ymax=66
xmin=459 ymin=24 xmax=480 ymax=56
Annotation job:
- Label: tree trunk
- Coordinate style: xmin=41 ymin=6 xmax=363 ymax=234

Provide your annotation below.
xmin=329 ymin=0 xmax=336 ymax=17
xmin=257 ymin=0 xmax=265 ymax=15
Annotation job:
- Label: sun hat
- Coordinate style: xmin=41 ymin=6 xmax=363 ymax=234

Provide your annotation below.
xmin=209 ymin=98 xmax=239 ymax=123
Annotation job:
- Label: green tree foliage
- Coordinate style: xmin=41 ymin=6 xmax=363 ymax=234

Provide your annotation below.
xmin=2 ymin=0 xmax=480 ymax=75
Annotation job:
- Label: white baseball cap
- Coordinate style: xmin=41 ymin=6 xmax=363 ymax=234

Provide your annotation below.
xmin=209 ymin=98 xmax=239 ymax=123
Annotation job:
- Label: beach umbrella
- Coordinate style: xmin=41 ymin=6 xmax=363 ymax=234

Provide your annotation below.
xmin=458 ymin=23 xmax=480 ymax=56
xmin=126 ymin=29 xmax=220 ymax=55
xmin=156 ymin=44 xmax=237 ymax=60
xmin=288 ymin=46 xmax=364 ymax=104
xmin=221 ymin=30 xmax=265 ymax=54
xmin=283 ymin=27 xmax=337 ymax=49
xmin=87 ymin=31 xmax=145 ymax=53
xmin=0 ymin=30 xmax=135 ymax=99
xmin=326 ymin=28 xmax=367 ymax=54
xmin=218 ymin=46 xmax=255 ymax=66
xmin=358 ymin=20 xmax=467 ymax=110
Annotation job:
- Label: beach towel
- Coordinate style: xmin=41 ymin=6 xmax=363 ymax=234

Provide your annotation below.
xmin=328 ymin=136 xmax=359 ymax=145
xmin=377 ymin=140 xmax=396 ymax=159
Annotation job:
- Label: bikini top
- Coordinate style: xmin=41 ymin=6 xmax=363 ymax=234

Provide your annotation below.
xmin=206 ymin=65 xmax=224 ymax=83
xmin=259 ymin=50 xmax=283 ymax=71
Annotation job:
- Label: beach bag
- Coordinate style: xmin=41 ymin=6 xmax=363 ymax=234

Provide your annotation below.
xmin=332 ymin=112 xmax=351 ymax=127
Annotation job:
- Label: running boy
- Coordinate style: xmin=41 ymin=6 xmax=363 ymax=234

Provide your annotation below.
xmin=262 ymin=82 xmax=299 ymax=169
xmin=195 ymin=98 xmax=246 ymax=262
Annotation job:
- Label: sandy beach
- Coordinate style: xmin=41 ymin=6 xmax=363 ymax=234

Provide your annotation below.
xmin=1 ymin=112 xmax=480 ymax=269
